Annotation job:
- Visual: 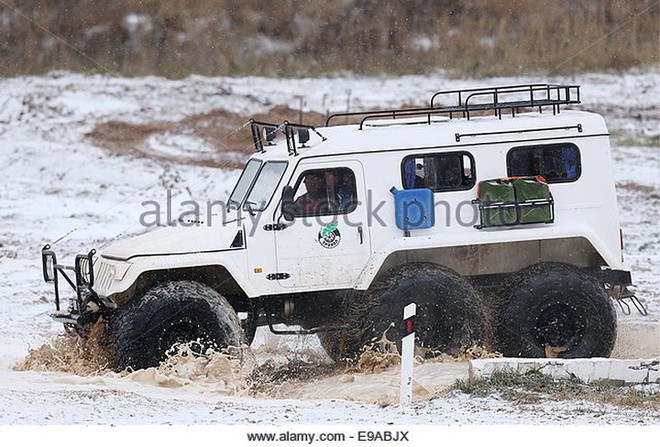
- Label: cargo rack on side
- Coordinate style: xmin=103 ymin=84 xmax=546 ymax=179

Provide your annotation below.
xmin=325 ymin=83 xmax=580 ymax=129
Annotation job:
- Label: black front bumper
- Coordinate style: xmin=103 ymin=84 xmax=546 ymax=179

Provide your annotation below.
xmin=41 ymin=244 xmax=103 ymax=331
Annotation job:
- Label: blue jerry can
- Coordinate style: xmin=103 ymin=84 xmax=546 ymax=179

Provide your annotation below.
xmin=390 ymin=187 xmax=435 ymax=231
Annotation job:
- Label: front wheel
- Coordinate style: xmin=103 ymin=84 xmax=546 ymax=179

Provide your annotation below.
xmin=111 ymin=281 xmax=244 ymax=371
xmin=494 ymin=263 xmax=617 ymax=358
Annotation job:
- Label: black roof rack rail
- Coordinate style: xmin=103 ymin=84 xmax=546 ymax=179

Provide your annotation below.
xmin=430 ymin=83 xmax=552 ymax=108
xmin=325 ymin=83 xmax=580 ymax=129
xmin=454 ymin=123 xmax=583 ymax=142
xmin=430 ymin=83 xmax=581 ymax=120
xmin=326 ymin=106 xmax=444 ymax=128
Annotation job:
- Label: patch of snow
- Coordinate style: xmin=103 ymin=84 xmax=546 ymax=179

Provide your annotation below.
xmin=0 ymin=70 xmax=658 ymax=430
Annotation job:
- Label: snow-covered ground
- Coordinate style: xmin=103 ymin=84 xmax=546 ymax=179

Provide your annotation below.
xmin=0 ymin=70 xmax=658 ymax=434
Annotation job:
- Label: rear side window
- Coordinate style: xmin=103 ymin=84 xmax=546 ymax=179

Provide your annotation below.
xmin=402 ymin=152 xmax=475 ymax=192
xmin=507 ymin=143 xmax=581 ymax=183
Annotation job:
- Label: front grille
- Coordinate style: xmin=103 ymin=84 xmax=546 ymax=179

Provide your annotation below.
xmin=78 ymin=258 xmax=90 ymax=283
xmin=95 ymin=260 xmax=114 ymax=292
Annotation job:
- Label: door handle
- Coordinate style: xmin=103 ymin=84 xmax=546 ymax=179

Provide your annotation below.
xmin=357 ymin=226 xmax=364 ymax=244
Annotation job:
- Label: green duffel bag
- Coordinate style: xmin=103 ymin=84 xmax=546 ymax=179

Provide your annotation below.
xmin=514 ymin=177 xmax=553 ymax=224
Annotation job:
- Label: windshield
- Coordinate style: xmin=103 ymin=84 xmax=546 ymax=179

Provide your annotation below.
xmin=245 ymin=161 xmax=288 ymax=211
xmin=227 ymin=159 xmax=261 ymax=210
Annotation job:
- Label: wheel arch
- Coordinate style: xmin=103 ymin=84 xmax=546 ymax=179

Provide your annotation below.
xmin=108 ymin=265 xmax=251 ymax=313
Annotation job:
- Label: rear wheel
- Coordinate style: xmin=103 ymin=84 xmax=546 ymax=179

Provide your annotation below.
xmin=111 ymin=281 xmax=244 ymax=371
xmin=494 ymin=263 xmax=617 ymax=358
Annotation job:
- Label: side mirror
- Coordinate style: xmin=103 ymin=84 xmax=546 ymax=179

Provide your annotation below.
xmin=298 ymin=128 xmax=310 ymax=145
xmin=42 ymin=246 xmax=56 ymax=283
xmin=281 ymin=185 xmax=295 ymax=221
xmin=264 ymin=126 xmax=277 ymax=145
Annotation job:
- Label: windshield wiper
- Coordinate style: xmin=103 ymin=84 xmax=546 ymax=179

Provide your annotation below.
xmin=227 ymin=198 xmax=240 ymax=211
xmin=244 ymin=200 xmax=258 ymax=216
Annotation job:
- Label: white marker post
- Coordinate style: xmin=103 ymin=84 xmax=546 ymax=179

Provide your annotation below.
xmin=400 ymin=302 xmax=416 ymax=406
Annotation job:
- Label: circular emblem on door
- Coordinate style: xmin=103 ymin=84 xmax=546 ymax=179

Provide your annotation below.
xmin=318 ymin=221 xmax=341 ymax=249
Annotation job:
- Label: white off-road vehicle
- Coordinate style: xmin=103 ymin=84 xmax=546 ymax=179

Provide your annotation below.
xmin=42 ymin=84 xmax=640 ymax=370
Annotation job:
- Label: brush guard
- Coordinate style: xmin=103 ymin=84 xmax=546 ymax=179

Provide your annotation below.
xmin=41 ymin=244 xmax=109 ymax=334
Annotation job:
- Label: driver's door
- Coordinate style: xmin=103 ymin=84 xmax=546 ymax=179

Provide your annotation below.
xmin=274 ymin=160 xmax=371 ymax=290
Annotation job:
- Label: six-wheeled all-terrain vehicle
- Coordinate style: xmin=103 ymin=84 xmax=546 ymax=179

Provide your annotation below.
xmin=42 ymin=83 xmax=641 ymax=370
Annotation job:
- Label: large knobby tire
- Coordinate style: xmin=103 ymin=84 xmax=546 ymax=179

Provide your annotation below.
xmin=320 ymin=263 xmax=487 ymax=361
xmin=111 ymin=281 xmax=244 ymax=371
xmin=317 ymin=290 xmax=372 ymax=362
xmin=494 ymin=263 xmax=617 ymax=358
xmin=240 ymin=305 xmax=259 ymax=347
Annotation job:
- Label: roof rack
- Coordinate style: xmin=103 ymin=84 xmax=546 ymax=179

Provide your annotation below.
xmin=325 ymin=83 xmax=580 ymax=129
xmin=430 ymin=83 xmax=581 ymax=119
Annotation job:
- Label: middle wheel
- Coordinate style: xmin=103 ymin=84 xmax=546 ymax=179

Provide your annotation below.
xmin=365 ymin=263 xmax=487 ymax=357
xmin=320 ymin=263 xmax=487 ymax=361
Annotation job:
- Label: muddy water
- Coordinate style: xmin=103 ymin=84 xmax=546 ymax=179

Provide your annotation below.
xmin=14 ymin=335 xmax=255 ymax=395
xmin=13 ymin=330 xmax=494 ymax=404
xmin=13 ymin=324 xmax=112 ymax=376
xmin=15 ymin=319 xmax=656 ymax=405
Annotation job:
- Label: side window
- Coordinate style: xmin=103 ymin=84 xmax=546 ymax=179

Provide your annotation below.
xmin=402 ymin=152 xmax=475 ymax=192
xmin=292 ymin=168 xmax=357 ymax=217
xmin=507 ymin=143 xmax=581 ymax=183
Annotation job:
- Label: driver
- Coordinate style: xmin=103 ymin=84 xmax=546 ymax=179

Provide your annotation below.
xmin=294 ymin=170 xmax=353 ymax=216
xmin=294 ymin=171 xmax=330 ymax=215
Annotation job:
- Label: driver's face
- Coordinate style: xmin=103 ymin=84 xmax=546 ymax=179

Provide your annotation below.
xmin=304 ymin=173 xmax=325 ymax=196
